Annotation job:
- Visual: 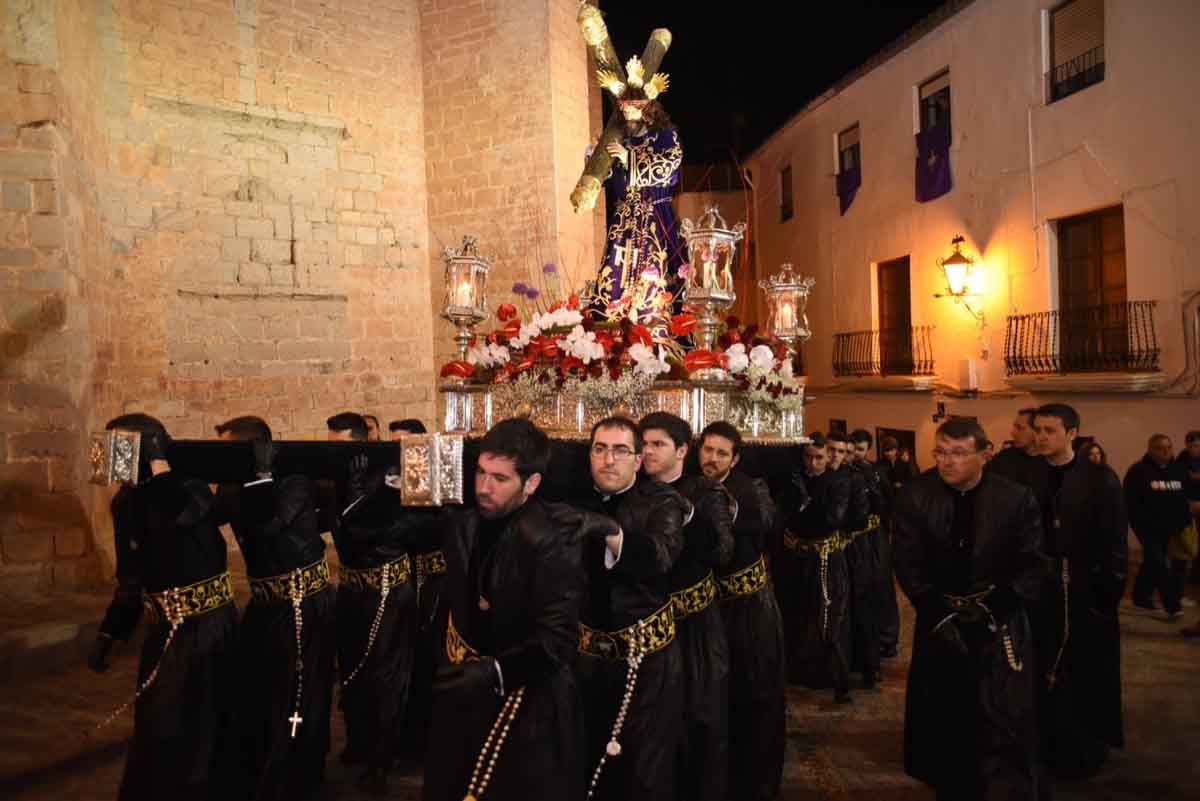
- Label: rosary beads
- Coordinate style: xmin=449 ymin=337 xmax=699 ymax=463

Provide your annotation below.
xmin=288 ymin=568 xmax=306 ymax=738
xmin=462 ymin=685 xmax=525 ymax=801
xmin=341 ymin=569 xmax=391 ymax=688
xmin=586 ymin=625 xmax=647 ymax=800
xmin=94 ymin=591 xmax=185 ymax=732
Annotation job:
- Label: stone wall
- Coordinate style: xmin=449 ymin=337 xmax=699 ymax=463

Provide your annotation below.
xmin=0 ymin=0 xmax=597 ymax=591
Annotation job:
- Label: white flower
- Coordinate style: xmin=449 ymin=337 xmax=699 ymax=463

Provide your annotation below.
xmin=467 ymin=342 xmax=513 ymax=368
xmin=725 ymin=343 xmax=749 ymax=374
xmin=779 ymin=357 xmax=793 ymax=379
xmin=563 ymin=325 xmax=605 ymax=364
xmin=543 ymin=307 xmax=583 ymax=329
xmin=513 ymin=321 xmax=537 ymax=349
xmin=630 ymin=343 xmax=670 ymax=377
xmin=486 ymin=342 xmax=510 ymax=365
xmin=466 ymin=345 xmax=489 ymax=366
xmin=749 ymin=344 xmax=776 ymax=371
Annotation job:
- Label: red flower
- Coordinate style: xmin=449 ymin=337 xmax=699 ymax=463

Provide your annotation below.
xmin=548 ymin=300 xmax=564 ymax=313
xmin=567 ymin=293 xmax=580 ymax=310
xmin=440 ymin=360 xmax=474 ymax=379
xmin=497 ymin=318 xmax=522 ymax=341
xmin=531 ymin=336 xmax=559 ymax=359
xmin=514 ymin=355 xmax=535 ymax=373
xmin=670 ymin=313 xmax=698 ymax=337
xmin=683 ymin=349 xmax=724 ymax=373
xmin=628 ymin=324 xmax=653 ymax=346
xmin=496 ymin=303 xmax=518 ymax=322
xmin=559 ymin=356 xmax=583 ymax=373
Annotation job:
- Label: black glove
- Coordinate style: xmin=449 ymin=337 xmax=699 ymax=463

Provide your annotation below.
xmin=931 ymin=614 xmax=969 ymax=659
xmin=88 ymin=634 xmax=114 ymax=673
xmin=252 ymin=438 xmax=276 ymax=480
xmin=347 ymin=453 xmax=370 ymax=506
xmin=137 ymin=429 xmax=171 ymax=484
xmin=579 ymin=511 xmax=620 ymax=542
xmin=433 ymin=657 xmax=499 ymax=696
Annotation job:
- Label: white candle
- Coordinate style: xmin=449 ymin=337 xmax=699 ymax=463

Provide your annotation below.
xmin=777 ymin=301 xmax=795 ymax=331
xmin=455 ymin=280 xmax=473 ymax=308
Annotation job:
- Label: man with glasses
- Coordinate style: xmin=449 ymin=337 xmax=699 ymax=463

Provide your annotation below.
xmin=1032 ymin=403 xmax=1127 ymax=780
xmin=572 ymin=416 xmax=691 ymax=801
xmin=638 ymin=412 xmax=734 ymax=801
xmin=893 ymin=418 xmax=1047 ymax=801
xmin=777 ymin=432 xmax=854 ymax=704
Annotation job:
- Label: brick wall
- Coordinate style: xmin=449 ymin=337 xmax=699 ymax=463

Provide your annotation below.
xmin=0 ymin=0 xmax=597 ymax=591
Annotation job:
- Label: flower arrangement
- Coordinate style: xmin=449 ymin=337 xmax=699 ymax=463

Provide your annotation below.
xmin=718 ymin=317 xmax=804 ymax=410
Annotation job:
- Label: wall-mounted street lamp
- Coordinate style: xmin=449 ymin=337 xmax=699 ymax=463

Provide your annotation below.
xmin=934 ymin=235 xmax=984 ymax=324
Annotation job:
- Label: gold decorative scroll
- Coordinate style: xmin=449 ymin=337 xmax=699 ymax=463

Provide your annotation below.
xmin=89 ymin=430 xmax=141 ymax=486
xmin=398 ymin=433 xmax=465 ymax=507
xmin=572 ymin=22 xmax=673 ymax=213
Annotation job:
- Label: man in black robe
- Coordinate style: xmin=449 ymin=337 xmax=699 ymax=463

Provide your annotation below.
xmin=325 ymin=411 xmax=418 ymax=794
xmin=699 ymin=422 xmax=786 ymax=801
xmin=423 ymin=418 xmax=589 ymax=801
xmin=572 ymin=415 xmax=690 ymax=801
xmin=870 ymin=434 xmax=904 ymax=659
xmin=1031 ymin=403 xmax=1128 ymax=780
xmin=776 ymin=432 xmax=853 ymax=703
xmin=88 ymin=414 xmax=238 ymax=801
xmin=988 ymin=408 xmax=1049 ymax=503
xmin=212 ymin=416 xmax=337 ymax=801
xmin=893 ymin=418 xmax=1048 ymax=801
xmin=844 ymin=430 xmax=885 ymax=688
xmin=638 ymin=412 xmax=733 ymax=801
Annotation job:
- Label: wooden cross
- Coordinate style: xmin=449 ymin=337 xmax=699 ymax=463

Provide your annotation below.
xmin=289 ymin=712 xmax=303 ymax=738
xmin=572 ymin=3 xmax=672 ymax=213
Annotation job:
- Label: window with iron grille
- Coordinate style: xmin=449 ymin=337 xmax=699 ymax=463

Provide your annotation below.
xmin=1047 ymin=0 xmax=1105 ymax=102
xmin=779 ymin=164 xmax=793 ymax=222
xmin=837 ymin=125 xmax=860 ymax=173
xmin=918 ymin=70 xmax=951 ymax=133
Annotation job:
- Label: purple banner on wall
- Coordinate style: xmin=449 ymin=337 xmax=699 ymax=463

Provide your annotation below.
xmin=836 ymin=166 xmax=861 ymax=216
xmin=915 ymin=122 xmax=952 ymax=202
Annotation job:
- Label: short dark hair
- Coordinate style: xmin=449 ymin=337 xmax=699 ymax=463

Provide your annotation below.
xmin=935 ymin=418 xmax=989 ymax=451
xmin=1034 ymin=403 xmax=1080 ymax=433
xmin=1017 ymin=407 xmax=1038 ymax=423
xmin=806 ymin=431 xmax=828 ymax=449
xmin=1186 ymin=430 xmax=1200 ymax=445
xmin=826 ymin=429 xmax=848 ymax=444
xmin=1148 ymin=433 xmax=1171 ymax=447
xmin=638 ymin=412 xmax=692 ymax=450
xmin=849 ymin=428 xmax=873 ymax=447
xmin=478 ymin=417 xmax=551 ymax=482
xmin=590 ymin=416 xmax=642 ymax=452
xmin=326 ymin=412 xmax=368 ymax=441
xmin=106 ymin=413 xmax=168 ymax=439
xmin=215 ymin=415 xmax=272 ymax=441
xmin=389 ymin=418 xmax=427 ymax=434
xmin=880 ymin=436 xmax=899 ymax=452
xmin=700 ymin=421 xmax=743 ymax=457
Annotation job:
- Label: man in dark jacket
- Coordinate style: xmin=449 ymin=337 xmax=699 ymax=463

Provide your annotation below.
xmin=700 ymin=421 xmax=786 ymax=801
xmin=638 ymin=412 xmax=734 ymax=801
xmin=845 ymin=429 xmax=886 ymax=687
xmin=1125 ymin=433 xmax=1191 ymax=620
xmin=572 ymin=416 xmax=690 ymax=801
xmin=89 ymin=414 xmax=238 ymax=801
xmin=776 ymin=432 xmax=854 ymax=703
xmin=1032 ymin=403 xmax=1128 ymax=779
xmin=893 ymin=417 xmax=1048 ymax=801
xmin=988 ymin=408 xmax=1050 ymax=505
xmin=214 ymin=416 xmax=337 ymax=801
xmin=423 ymin=418 xmax=589 ymax=801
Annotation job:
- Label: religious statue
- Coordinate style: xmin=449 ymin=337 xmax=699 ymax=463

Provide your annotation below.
xmin=590 ymin=56 xmax=683 ymax=328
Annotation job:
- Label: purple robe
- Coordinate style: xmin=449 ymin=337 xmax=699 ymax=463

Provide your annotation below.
xmin=595 ymin=126 xmax=684 ymax=326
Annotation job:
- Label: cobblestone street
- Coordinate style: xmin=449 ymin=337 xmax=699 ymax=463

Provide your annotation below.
xmin=1 ymin=594 xmax=1197 ymax=801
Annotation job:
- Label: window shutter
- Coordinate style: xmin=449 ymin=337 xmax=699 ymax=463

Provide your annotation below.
xmin=919 ymin=70 xmax=950 ymax=99
xmin=838 ymin=124 xmax=860 ymax=150
xmin=1052 ymin=0 xmax=1103 ymax=68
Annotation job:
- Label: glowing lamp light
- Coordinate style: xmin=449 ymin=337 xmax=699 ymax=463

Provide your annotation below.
xmin=935 ymin=235 xmax=984 ymax=323
xmin=758 ymin=262 xmax=815 ymax=354
xmin=441 ymin=236 xmax=492 ymax=363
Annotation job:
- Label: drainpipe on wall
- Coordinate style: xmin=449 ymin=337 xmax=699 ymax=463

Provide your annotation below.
xmin=1164 ymin=289 xmax=1200 ymax=396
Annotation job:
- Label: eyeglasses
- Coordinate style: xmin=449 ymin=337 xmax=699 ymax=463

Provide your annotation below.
xmin=591 ymin=443 xmax=637 ymax=462
xmin=932 ymin=448 xmax=978 ymax=461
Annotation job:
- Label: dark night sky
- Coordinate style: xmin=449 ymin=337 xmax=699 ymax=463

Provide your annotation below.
xmin=602 ymin=1 xmax=946 ymax=170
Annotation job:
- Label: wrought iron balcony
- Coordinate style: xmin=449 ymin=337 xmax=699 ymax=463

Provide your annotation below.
xmin=1046 ymin=45 xmax=1105 ymax=103
xmin=832 ymin=326 xmax=936 ymax=378
xmin=1004 ymin=301 xmax=1160 ymax=376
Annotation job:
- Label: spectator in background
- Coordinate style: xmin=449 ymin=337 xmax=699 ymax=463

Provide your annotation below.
xmin=1125 ymin=434 xmax=1192 ymax=622
xmin=363 ymin=414 xmax=382 ymax=441
xmin=1082 ymin=441 xmax=1107 ymax=466
xmin=989 ymin=409 xmax=1047 ymax=500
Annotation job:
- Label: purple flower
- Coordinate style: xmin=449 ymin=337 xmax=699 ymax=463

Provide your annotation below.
xmin=543 ymin=263 xmax=558 ymax=274
xmin=512 ymin=282 xmax=527 ymax=294
xmin=525 ymin=288 xmax=540 ymax=299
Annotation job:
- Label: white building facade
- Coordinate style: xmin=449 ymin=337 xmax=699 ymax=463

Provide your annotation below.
xmin=744 ymin=0 xmax=1200 ymax=470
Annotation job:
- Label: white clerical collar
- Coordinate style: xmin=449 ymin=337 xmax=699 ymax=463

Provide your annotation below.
xmin=596 ymin=478 xmax=637 ymax=502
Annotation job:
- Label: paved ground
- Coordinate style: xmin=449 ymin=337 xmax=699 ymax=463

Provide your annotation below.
xmin=1 ymin=593 xmax=1197 ymax=801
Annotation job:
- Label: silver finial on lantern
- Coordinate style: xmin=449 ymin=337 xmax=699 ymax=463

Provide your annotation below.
xmin=679 ymin=205 xmax=745 ymax=380
xmin=758 ymin=262 xmax=814 ymax=356
xmin=440 ymin=236 xmax=491 ymax=362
